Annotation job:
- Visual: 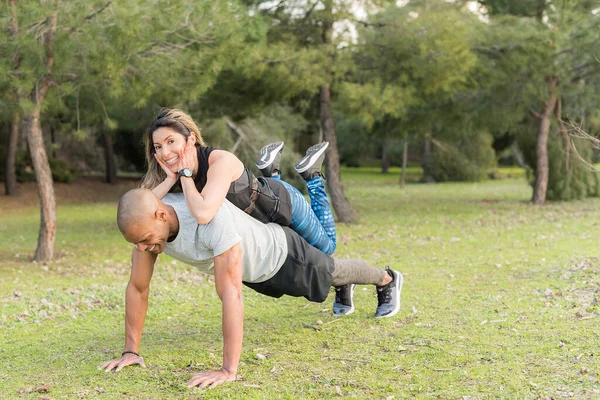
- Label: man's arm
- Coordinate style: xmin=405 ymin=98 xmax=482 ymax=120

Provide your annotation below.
xmin=187 ymin=242 xmax=244 ymax=389
xmin=99 ymin=248 xmax=156 ymax=372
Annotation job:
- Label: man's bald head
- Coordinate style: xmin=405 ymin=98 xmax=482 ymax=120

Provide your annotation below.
xmin=117 ymin=188 xmax=160 ymax=237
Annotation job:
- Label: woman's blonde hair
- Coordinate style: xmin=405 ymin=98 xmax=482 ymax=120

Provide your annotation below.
xmin=140 ymin=108 xmax=206 ymax=189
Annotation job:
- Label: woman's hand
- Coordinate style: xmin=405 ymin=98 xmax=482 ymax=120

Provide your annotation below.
xmin=177 ymin=136 xmax=197 ymax=174
xmin=154 ymin=153 xmax=178 ymax=184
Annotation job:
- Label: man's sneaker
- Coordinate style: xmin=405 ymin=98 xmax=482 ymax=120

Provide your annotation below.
xmin=333 ymin=284 xmax=355 ymax=316
xmin=375 ymin=267 xmax=403 ymax=318
xmin=256 ymin=141 xmax=284 ymax=177
xmin=295 ymin=142 xmax=329 ymax=181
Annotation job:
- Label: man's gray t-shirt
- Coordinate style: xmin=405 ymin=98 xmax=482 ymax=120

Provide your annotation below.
xmin=162 ymin=193 xmax=288 ymax=283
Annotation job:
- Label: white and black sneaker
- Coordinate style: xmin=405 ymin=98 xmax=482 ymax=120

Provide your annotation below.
xmin=295 ymin=142 xmax=329 ymax=181
xmin=256 ymin=141 xmax=284 ymax=177
xmin=375 ymin=267 xmax=403 ymax=318
xmin=333 ymin=284 xmax=355 ymax=316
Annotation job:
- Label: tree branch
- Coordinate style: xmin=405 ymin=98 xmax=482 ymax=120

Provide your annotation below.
xmin=529 ymin=108 xmax=542 ymax=120
xmin=9 ymin=0 xmax=22 ymax=72
xmin=471 ymin=44 xmax=523 ymax=54
xmin=9 ymin=0 xmax=19 ymax=36
xmin=67 ymin=1 xmax=112 ymax=35
xmin=225 ymin=120 xmax=258 ymax=154
xmin=302 ymin=1 xmax=320 ymax=22
xmin=43 ymin=12 xmax=58 ymax=73
xmin=85 ymin=1 xmax=112 ymax=20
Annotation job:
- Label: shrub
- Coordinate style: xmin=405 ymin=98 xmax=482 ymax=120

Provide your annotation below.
xmin=430 ymin=132 xmax=497 ymax=182
xmin=15 ymin=152 xmax=77 ymax=184
xmin=49 ymin=158 xmax=76 ymax=184
xmin=518 ymin=131 xmax=600 ymax=201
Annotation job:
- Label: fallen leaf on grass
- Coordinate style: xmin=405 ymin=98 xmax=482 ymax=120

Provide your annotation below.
xmin=16 ymin=383 xmax=52 ymax=394
xmin=335 ymin=385 xmax=343 ymax=396
xmin=575 ymin=312 xmax=596 ymax=320
xmin=302 ymin=322 xmax=322 ymax=331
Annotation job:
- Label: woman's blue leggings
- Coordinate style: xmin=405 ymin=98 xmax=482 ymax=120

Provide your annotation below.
xmin=273 ymin=176 xmax=336 ymax=255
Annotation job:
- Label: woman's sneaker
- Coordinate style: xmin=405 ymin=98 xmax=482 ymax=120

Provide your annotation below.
xmin=295 ymin=142 xmax=329 ymax=181
xmin=375 ymin=267 xmax=403 ymax=318
xmin=333 ymin=284 xmax=355 ymax=316
xmin=256 ymin=141 xmax=284 ymax=177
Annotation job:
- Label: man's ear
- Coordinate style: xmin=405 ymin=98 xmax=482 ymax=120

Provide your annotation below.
xmin=156 ymin=207 xmax=168 ymax=222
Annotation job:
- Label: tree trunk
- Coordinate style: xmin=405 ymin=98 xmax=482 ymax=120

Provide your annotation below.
xmin=101 ymin=133 xmax=118 ymax=184
xmin=4 ymin=113 xmax=20 ymax=196
xmin=319 ymin=0 xmax=356 ymax=223
xmin=320 ymin=85 xmax=356 ymax=223
xmin=422 ymin=132 xmax=435 ymax=183
xmin=12 ymin=6 xmax=57 ymax=261
xmin=532 ymin=77 xmax=558 ymax=205
xmin=24 ymin=108 xmax=56 ymax=262
xmin=400 ymin=139 xmax=408 ymax=187
xmin=381 ymin=139 xmax=390 ymax=174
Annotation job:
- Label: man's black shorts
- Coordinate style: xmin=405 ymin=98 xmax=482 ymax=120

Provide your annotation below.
xmin=243 ymin=227 xmax=334 ymax=303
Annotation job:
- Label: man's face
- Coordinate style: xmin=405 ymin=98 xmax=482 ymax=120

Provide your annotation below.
xmin=124 ymin=219 xmax=169 ymax=255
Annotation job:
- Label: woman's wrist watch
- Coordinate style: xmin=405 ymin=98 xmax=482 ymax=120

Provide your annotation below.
xmin=178 ymin=168 xmax=193 ymax=178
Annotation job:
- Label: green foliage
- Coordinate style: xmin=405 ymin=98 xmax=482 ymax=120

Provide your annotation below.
xmin=48 ymin=158 xmax=76 ymax=184
xmin=480 ymin=0 xmax=547 ymax=17
xmin=14 ymin=152 xmax=77 ymax=184
xmin=342 ymin=2 xmax=478 ymax=125
xmin=335 ymin=115 xmax=373 ymax=167
xmin=430 ymin=132 xmax=497 ymax=182
xmin=14 ymin=153 xmax=36 ymax=183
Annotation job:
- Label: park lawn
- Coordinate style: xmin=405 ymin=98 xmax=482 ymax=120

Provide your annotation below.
xmin=1 ymin=169 xmax=599 ymax=399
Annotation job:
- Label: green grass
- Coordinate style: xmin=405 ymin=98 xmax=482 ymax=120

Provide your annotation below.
xmin=1 ymin=168 xmax=600 ymax=399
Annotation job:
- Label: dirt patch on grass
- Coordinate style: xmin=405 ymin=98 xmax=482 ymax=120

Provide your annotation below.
xmin=0 ymin=176 xmax=140 ymax=211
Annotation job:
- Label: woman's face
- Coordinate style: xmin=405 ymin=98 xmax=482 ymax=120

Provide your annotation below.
xmin=152 ymin=127 xmax=188 ymax=173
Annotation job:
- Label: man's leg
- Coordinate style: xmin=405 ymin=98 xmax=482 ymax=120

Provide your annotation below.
xmin=245 ymin=227 xmax=403 ymax=319
xmin=244 ymin=226 xmax=335 ymax=303
xmin=332 ymin=259 xmax=404 ymax=319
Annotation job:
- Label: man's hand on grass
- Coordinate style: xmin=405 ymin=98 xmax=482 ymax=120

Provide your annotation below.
xmin=98 ymin=353 xmax=146 ymax=372
xmin=188 ymin=368 xmax=240 ymax=389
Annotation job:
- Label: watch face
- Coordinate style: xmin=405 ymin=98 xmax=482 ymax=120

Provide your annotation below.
xmin=179 ymin=168 xmax=193 ymax=178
